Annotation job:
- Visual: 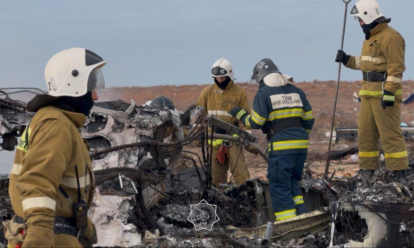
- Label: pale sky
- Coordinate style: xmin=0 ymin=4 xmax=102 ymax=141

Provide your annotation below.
xmin=0 ymin=0 xmax=412 ymax=90
xmin=1 ymin=0 xmax=413 ymax=173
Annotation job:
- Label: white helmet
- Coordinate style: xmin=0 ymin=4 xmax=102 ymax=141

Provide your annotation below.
xmin=350 ymin=0 xmax=385 ymax=25
xmin=44 ymin=48 xmax=106 ymax=97
xmin=211 ymin=57 xmax=234 ymax=80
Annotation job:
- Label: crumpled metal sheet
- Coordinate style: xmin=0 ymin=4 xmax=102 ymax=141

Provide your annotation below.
xmin=83 ymin=100 xmax=181 ymax=171
xmin=0 ymin=98 xmax=32 ymax=136
xmin=89 ymin=191 xmax=141 ymax=247
xmin=83 ymin=100 xmax=182 ymax=247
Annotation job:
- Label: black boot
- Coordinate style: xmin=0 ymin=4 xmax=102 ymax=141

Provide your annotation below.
xmin=359 ymin=170 xmax=375 ymax=187
xmin=394 ymin=170 xmax=407 ymax=184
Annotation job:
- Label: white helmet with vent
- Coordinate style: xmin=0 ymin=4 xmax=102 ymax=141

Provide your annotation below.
xmin=350 ymin=0 xmax=385 ymax=25
xmin=211 ymin=57 xmax=234 ymax=80
xmin=44 ymin=48 xmax=106 ymax=97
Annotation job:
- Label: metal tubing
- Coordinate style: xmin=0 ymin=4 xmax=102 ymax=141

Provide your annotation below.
xmin=324 ymin=0 xmax=352 ymax=178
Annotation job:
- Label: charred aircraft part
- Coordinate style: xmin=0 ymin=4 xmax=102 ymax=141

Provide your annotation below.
xmin=82 ymin=100 xmax=189 ymax=247
xmin=0 ymin=175 xmax=12 ymax=246
xmin=0 ymin=91 xmax=33 ymax=151
xmin=163 ymin=167 xmax=274 ymax=228
xmin=83 ymin=100 xmax=184 ymax=171
xmin=299 ymin=166 xmax=414 ymax=248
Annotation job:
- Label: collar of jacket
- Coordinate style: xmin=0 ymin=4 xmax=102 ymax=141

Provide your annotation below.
xmin=370 ymin=22 xmax=388 ymax=36
xmin=52 ymin=106 xmax=86 ymax=128
xmin=263 ymin=73 xmax=293 ymax=87
xmin=213 ymin=80 xmax=234 ymax=91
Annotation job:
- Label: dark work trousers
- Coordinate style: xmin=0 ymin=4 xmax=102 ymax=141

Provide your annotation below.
xmin=267 ymin=153 xmax=307 ymax=221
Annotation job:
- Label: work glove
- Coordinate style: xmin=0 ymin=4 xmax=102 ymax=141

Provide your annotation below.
xmin=381 ymin=90 xmax=395 ymax=109
xmin=335 ymin=50 xmax=350 ymax=65
xmin=230 ymin=107 xmax=248 ymax=121
xmin=22 ymin=225 xmax=54 ymax=248
xmin=245 ymin=145 xmax=260 ymax=155
xmin=215 ymin=145 xmax=229 ymax=165
xmin=180 ymin=104 xmax=195 ymax=126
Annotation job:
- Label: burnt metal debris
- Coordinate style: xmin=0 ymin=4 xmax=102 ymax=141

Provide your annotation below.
xmin=0 ymin=89 xmax=34 ymax=151
xmin=1 ymin=97 xmax=414 ymax=247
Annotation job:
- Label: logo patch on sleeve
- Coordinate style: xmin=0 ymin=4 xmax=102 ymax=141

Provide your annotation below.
xmin=270 ymin=93 xmax=303 ymax=109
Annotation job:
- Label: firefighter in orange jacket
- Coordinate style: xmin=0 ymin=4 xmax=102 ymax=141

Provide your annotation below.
xmin=5 ymin=48 xmax=105 ymax=248
xmin=336 ymin=0 xmax=408 ymax=183
xmin=196 ymin=58 xmax=256 ymax=189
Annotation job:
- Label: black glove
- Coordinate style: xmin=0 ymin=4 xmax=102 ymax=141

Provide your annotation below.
xmin=180 ymin=104 xmax=196 ymax=126
xmin=229 ymin=107 xmax=248 ymax=120
xmin=381 ymin=90 xmax=395 ymax=109
xmin=335 ymin=50 xmax=350 ymax=65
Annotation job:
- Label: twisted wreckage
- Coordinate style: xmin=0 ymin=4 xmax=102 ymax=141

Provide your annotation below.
xmin=1 ymin=89 xmax=414 ymax=247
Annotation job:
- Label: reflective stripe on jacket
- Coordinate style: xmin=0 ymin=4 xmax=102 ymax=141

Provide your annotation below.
xmin=345 ymin=23 xmax=405 ymax=98
xmin=240 ymin=84 xmax=314 ymax=155
xmin=196 ymin=80 xmax=252 ymax=135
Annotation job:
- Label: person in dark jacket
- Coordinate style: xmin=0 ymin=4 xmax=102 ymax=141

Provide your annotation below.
xmin=230 ymin=58 xmax=315 ymax=221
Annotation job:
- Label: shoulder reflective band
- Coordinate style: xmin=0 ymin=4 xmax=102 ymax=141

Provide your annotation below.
xmin=61 ymin=174 xmax=91 ymax=188
xmin=360 ymin=56 xmax=386 ymax=63
xmin=386 ymin=76 xmax=403 ymax=84
xmin=10 ymin=163 xmax=22 ymax=175
xmin=252 ymin=110 xmax=266 ymax=125
xmin=236 ymin=109 xmax=247 ymax=120
xmin=355 ymin=56 xmax=362 ymax=69
xmin=22 ymin=196 xmax=56 ymax=212
xmin=208 ymin=110 xmax=232 ymax=117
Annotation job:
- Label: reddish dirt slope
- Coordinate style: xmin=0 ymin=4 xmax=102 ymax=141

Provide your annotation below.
xmin=100 ymin=80 xmax=414 ymax=179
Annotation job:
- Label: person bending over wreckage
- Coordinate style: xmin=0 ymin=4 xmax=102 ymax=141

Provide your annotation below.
xmin=4 ymin=48 xmax=105 ymax=248
xmin=336 ymin=0 xmax=408 ymax=184
xmin=230 ymin=58 xmax=315 ymax=221
xmin=196 ymin=58 xmax=260 ymax=190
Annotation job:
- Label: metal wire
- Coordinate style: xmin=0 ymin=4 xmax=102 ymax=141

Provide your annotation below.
xmin=229 ymin=143 xmax=244 ymax=185
xmin=0 ymin=87 xmax=46 ymax=94
xmin=182 ymin=150 xmax=206 ymax=173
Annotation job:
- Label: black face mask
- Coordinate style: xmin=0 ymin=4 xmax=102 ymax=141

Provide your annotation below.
xmin=214 ymin=76 xmax=231 ymax=90
xmin=51 ymin=92 xmax=94 ymax=116
xmin=361 ymin=21 xmax=379 ymax=40
xmin=64 ymin=92 xmax=95 ymax=116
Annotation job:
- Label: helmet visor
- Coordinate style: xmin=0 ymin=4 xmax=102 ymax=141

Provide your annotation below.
xmin=211 ymin=66 xmax=228 ymax=77
xmin=87 ymin=68 xmax=105 ymax=91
